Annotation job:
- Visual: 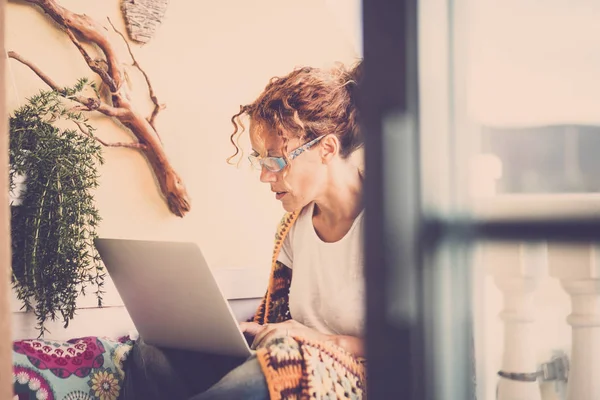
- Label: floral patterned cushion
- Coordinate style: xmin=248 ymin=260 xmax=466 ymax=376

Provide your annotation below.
xmin=12 ymin=335 xmax=134 ymax=400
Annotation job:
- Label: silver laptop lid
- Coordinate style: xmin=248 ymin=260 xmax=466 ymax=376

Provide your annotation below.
xmin=94 ymin=238 xmax=252 ymax=357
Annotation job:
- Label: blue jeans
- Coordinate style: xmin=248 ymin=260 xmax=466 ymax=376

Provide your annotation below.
xmin=120 ymin=339 xmax=268 ymax=400
xmin=189 ymin=355 xmax=267 ymax=400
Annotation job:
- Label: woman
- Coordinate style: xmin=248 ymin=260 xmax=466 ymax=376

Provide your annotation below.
xmin=122 ymin=61 xmax=366 ymax=400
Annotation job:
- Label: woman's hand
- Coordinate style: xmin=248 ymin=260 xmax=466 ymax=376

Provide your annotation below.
xmin=241 ymin=320 xmax=331 ymax=350
xmin=239 ymin=320 xmax=365 ymax=357
xmin=239 ymin=321 xmax=264 ymax=337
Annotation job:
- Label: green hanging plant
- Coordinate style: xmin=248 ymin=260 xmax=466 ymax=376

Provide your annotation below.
xmin=10 ymin=78 xmax=105 ymax=336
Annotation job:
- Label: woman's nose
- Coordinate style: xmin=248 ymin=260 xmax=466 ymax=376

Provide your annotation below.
xmin=260 ymin=166 xmax=277 ymax=183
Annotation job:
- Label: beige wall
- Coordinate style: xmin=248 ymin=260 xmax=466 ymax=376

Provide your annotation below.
xmin=6 ymin=0 xmax=360 ymax=339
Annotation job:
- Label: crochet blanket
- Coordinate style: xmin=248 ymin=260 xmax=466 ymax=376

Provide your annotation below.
xmin=252 ymin=212 xmax=367 ymax=399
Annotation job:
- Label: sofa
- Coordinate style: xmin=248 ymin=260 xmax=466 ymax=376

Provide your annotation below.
xmin=11 ymin=269 xmax=264 ymax=400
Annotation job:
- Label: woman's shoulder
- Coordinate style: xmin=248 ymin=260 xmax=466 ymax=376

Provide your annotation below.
xmin=275 ymin=203 xmax=313 ymax=240
xmin=297 ymin=202 xmax=318 ymax=221
xmin=275 ymin=210 xmax=299 ymax=243
xmin=278 ymin=203 xmax=313 ymax=227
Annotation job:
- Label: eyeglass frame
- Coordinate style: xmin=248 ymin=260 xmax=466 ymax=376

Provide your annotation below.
xmin=248 ymin=135 xmax=326 ymax=173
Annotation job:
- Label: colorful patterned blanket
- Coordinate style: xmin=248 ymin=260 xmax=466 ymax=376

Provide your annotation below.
xmin=12 ymin=335 xmax=133 ymax=400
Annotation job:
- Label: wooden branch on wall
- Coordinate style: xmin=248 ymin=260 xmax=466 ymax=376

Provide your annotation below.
xmin=8 ymin=0 xmax=191 ymax=217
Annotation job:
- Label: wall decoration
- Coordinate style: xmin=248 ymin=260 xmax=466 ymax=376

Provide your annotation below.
xmin=121 ymin=0 xmax=169 ymax=44
xmin=8 ymin=0 xmax=191 ymax=217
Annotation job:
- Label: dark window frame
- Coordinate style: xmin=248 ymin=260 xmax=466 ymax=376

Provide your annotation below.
xmin=362 ymin=0 xmax=600 ymax=399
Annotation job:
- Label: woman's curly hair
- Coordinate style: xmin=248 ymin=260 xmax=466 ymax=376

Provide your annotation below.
xmin=227 ymin=61 xmax=363 ymax=168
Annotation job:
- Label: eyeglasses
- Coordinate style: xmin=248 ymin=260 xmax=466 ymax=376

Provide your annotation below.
xmin=248 ymin=135 xmax=326 ymax=173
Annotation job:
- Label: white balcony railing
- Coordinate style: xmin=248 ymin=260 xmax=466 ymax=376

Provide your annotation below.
xmin=474 ymin=195 xmax=600 ymax=400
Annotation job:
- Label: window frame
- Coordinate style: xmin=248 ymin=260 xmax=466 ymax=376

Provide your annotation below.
xmin=362 ymin=0 xmax=600 ymax=399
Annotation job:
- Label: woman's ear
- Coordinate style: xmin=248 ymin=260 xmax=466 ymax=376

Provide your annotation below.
xmin=320 ymin=135 xmax=340 ymax=163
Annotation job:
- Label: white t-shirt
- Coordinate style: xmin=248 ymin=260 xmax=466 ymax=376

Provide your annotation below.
xmin=277 ymin=202 xmax=365 ymax=337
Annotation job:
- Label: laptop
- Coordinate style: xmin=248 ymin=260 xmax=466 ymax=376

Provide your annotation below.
xmin=94 ymin=238 xmax=254 ymax=357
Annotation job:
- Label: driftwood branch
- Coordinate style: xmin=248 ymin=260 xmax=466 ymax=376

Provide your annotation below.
xmin=107 ymin=17 xmax=165 ymax=139
xmin=7 ymin=51 xmax=124 ymax=117
xmin=65 ymin=29 xmax=117 ymax=93
xmin=73 ymin=120 xmax=148 ymax=150
xmin=7 ymin=50 xmax=60 ymax=89
xmin=9 ymin=0 xmax=191 ymax=217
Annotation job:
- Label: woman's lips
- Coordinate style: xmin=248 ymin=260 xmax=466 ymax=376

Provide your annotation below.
xmin=275 ymin=192 xmax=287 ymax=200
